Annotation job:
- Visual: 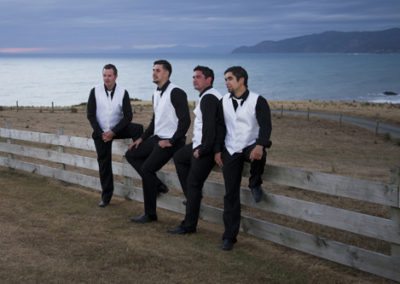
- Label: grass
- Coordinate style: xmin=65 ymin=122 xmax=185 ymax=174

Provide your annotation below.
xmin=0 ymin=167 xmax=390 ymax=284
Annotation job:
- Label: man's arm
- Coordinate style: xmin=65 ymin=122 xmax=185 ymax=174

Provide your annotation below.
xmin=86 ymin=88 xmax=103 ymax=138
xmin=255 ymin=96 xmax=272 ymax=148
xmin=111 ymin=90 xmax=133 ymax=135
xmin=169 ymin=88 xmax=191 ymax=144
xmin=214 ymin=99 xmax=226 ymax=153
xmin=141 ymin=114 xmax=155 ymax=141
xmin=197 ymin=95 xmax=220 ymax=157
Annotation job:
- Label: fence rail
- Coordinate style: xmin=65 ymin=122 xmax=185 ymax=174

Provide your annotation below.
xmin=0 ymin=127 xmax=399 ymax=282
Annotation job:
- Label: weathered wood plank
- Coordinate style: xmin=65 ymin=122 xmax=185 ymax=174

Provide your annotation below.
xmin=0 ymin=157 xmax=132 ymax=199
xmin=0 ymin=142 xmax=99 ymax=171
xmin=240 ymin=216 xmax=400 ymax=282
xmin=214 ymin=162 xmax=398 ymax=207
xmin=390 ymin=168 xmax=400 ymax=258
xmin=0 ymin=127 xmax=130 ymax=154
xmin=0 ymin=142 xmax=142 ymax=180
xmin=249 ymin=190 xmax=399 ymax=244
xmin=0 ymin=156 xmax=100 ymax=190
xmin=261 ymin=164 xmax=397 ymax=207
xmin=0 ymin=128 xmax=95 ymax=151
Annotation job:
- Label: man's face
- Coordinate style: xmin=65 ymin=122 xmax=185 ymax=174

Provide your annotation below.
xmin=152 ymin=64 xmax=169 ymax=85
xmin=224 ymin=72 xmax=242 ymax=93
xmin=102 ymin=68 xmax=117 ymax=90
xmin=193 ymin=70 xmax=211 ymax=92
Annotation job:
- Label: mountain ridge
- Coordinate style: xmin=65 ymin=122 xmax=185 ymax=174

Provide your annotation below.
xmin=232 ymin=28 xmax=400 ymax=53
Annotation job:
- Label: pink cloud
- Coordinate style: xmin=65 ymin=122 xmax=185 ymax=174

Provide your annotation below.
xmin=0 ymin=47 xmax=47 ymax=54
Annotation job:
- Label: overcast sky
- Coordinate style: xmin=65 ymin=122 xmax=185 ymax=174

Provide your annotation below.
xmin=0 ymin=0 xmax=399 ymax=53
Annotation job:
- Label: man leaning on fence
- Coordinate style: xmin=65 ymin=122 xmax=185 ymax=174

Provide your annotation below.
xmin=167 ymin=65 xmax=222 ymax=235
xmin=214 ymin=66 xmax=272 ymax=251
xmin=125 ymin=59 xmax=191 ymax=224
xmin=87 ymin=64 xmax=143 ymax=208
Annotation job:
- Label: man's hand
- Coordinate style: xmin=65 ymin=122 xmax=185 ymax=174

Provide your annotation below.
xmin=249 ymin=145 xmax=264 ymax=161
xmin=128 ymin=137 xmax=143 ymax=150
xmin=158 ymin=139 xmax=173 ymax=148
xmin=102 ymin=131 xmax=115 ymax=142
xmin=193 ymin=149 xmax=200 ymax=159
xmin=214 ymin=152 xmax=223 ymax=167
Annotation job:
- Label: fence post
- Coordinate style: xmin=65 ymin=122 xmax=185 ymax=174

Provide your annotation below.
xmin=307 ymin=108 xmax=310 ymax=121
xmin=122 ymin=139 xmax=133 ymax=198
xmin=280 ymin=105 xmax=283 ymax=117
xmin=16 ymin=100 xmax=19 ymax=112
xmin=390 ymin=167 xmax=400 ymax=258
xmin=51 ymin=102 xmax=54 ymax=113
xmin=57 ymin=128 xmax=66 ymax=170
xmin=339 ymin=113 xmax=343 ymax=127
xmin=375 ymin=121 xmax=380 ymax=136
xmin=5 ymin=121 xmax=14 ymax=166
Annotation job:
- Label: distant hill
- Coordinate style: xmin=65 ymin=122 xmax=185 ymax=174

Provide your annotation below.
xmin=232 ymin=28 xmax=400 ymax=53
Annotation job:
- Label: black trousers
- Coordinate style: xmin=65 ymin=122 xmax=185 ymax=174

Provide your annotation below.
xmin=222 ymin=144 xmax=267 ymax=241
xmin=125 ymin=136 xmax=185 ymax=216
xmin=93 ymin=123 xmax=143 ymax=203
xmin=173 ymin=143 xmax=215 ymax=231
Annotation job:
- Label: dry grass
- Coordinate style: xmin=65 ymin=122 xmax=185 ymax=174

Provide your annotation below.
xmin=269 ymin=100 xmax=400 ymax=126
xmin=0 ymin=168 xmax=391 ymax=284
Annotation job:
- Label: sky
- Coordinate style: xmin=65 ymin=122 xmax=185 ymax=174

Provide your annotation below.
xmin=0 ymin=0 xmax=399 ymax=54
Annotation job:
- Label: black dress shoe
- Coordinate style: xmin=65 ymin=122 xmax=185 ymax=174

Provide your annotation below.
xmin=221 ymin=239 xmax=234 ymax=251
xmin=167 ymin=225 xmax=195 ymax=235
xmin=250 ymin=185 xmax=263 ymax=203
xmin=98 ymin=200 xmax=109 ymax=208
xmin=158 ymin=183 xmax=169 ymax=194
xmin=130 ymin=214 xmax=158 ymax=224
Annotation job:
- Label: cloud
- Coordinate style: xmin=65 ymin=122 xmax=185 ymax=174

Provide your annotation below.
xmin=131 ymin=44 xmax=178 ymax=50
xmin=0 ymin=0 xmax=399 ymax=52
xmin=0 ymin=47 xmax=48 ymax=54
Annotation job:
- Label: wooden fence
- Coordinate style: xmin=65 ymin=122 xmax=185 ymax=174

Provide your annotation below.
xmin=0 ymin=127 xmax=399 ymax=282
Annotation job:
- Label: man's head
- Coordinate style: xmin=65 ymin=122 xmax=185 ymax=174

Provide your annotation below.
xmin=153 ymin=59 xmax=172 ymax=87
xmin=193 ymin=65 xmax=214 ymax=92
xmin=224 ymin=66 xmax=248 ymax=94
xmin=102 ymin=64 xmax=118 ymax=90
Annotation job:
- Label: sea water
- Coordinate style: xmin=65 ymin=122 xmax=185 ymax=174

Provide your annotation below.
xmin=0 ymin=53 xmax=399 ymax=106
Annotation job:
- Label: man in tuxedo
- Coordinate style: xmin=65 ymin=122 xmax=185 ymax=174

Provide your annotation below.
xmin=125 ymin=59 xmax=190 ymax=223
xmin=87 ymin=64 xmax=143 ymax=207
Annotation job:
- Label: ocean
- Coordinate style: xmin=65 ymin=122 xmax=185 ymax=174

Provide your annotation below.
xmin=1 ymin=53 xmax=399 ymax=106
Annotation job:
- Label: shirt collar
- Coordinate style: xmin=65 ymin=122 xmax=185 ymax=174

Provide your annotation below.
xmin=199 ymin=86 xmax=213 ymax=98
xmin=156 ymin=80 xmax=170 ymax=93
xmin=104 ymin=83 xmax=116 ymax=93
xmin=229 ymin=89 xmax=249 ymax=103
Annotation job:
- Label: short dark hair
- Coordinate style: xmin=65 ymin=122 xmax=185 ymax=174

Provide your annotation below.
xmin=153 ymin=59 xmax=172 ymax=77
xmin=103 ymin=64 xmax=118 ymax=76
xmin=193 ymin=65 xmax=214 ymax=85
xmin=224 ymin=66 xmax=248 ymax=87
